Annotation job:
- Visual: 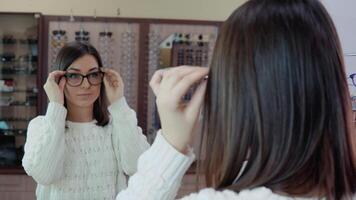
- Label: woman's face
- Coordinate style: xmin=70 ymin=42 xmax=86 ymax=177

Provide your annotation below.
xmin=64 ymin=54 xmax=102 ymax=108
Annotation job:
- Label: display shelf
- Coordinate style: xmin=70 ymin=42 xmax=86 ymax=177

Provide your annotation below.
xmin=0 ymin=12 xmax=42 ymax=173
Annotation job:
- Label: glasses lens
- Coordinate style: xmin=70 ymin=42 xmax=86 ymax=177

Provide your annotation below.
xmin=66 ymin=73 xmax=82 ymax=86
xmin=88 ymin=72 xmax=103 ymax=85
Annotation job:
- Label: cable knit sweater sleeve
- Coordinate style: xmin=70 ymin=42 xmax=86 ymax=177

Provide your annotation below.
xmin=115 ymin=130 xmax=195 ymax=200
xmin=22 ymin=102 xmax=67 ymax=185
xmin=115 ymin=131 xmax=305 ymax=200
xmin=108 ymin=97 xmax=150 ymax=176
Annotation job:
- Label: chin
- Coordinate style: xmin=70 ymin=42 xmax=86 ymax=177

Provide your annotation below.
xmin=76 ymin=99 xmax=97 ymax=107
xmin=65 ymin=93 xmax=100 ymax=108
xmin=67 ymin=97 xmax=97 ymax=108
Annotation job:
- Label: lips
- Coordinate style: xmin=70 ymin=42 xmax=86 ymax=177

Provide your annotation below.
xmin=77 ymin=93 xmax=92 ymax=96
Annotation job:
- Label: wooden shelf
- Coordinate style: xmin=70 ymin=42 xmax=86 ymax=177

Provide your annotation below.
xmin=0 ymin=89 xmax=38 ymax=94
xmin=0 ymin=104 xmax=36 ymax=107
xmin=0 ymin=166 xmax=26 ymax=174
xmin=0 ymin=71 xmax=37 ymax=75
xmin=0 ymin=129 xmax=27 ymax=136
xmin=0 ymin=118 xmax=31 ymax=122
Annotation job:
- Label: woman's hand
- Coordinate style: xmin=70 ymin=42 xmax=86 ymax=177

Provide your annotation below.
xmin=102 ymin=68 xmax=124 ymax=105
xmin=44 ymin=71 xmax=67 ymax=105
xmin=150 ymin=66 xmax=209 ymax=153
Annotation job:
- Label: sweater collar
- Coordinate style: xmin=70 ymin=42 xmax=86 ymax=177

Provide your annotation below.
xmin=65 ymin=120 xmax=97 ymax=128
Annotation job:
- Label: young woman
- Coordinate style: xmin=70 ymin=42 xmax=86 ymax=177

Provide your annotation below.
xmin=22 ymin=42 xmax=150 ymax=200
xmin=116 ymin=0 xmax=356 ymax=199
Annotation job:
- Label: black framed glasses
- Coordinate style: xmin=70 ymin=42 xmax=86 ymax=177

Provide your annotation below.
xmin=75 ymin=37 xmax=90 ymax=41
xmin=75 ymin=31 xmax=89 ymax=36
xmin=64 ymin=71 xmax=104 ymax=87
xmin=52 ymin=30 xmax=66 ymax=36
xmin=349 ymin=73 xmax=356 ymax=87
xmin=99 ymin=31 xmax=113 ymax=37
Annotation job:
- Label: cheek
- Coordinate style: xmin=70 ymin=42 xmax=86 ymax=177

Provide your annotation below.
xmin=92 ymin=86 xmax=101 ymax=99
xmin=64 ymin=86 xmax=77 ymax=102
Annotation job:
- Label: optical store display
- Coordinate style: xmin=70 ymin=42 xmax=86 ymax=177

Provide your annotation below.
xmin=1 ymin=3 xmax=356 ymax=199
xmin=0 ymin=13 xmax=40 ymax=168
xmin=145 ymin=24 xmax=218 ymax=141
xmin=0 ymin=13 xmax=221 ymax=173
xmin=98 ymin=28 xmax=114 ymax=68
xmin=49 ymin=26 xmax=68 ymax=67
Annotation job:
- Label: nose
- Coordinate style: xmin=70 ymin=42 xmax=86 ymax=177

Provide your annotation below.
xmin=80 ymin=77 xmax=91 ymax=89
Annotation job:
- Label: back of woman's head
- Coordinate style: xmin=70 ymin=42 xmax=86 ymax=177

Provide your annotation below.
xmin=202 ymin=0 xmax=356 ymax=199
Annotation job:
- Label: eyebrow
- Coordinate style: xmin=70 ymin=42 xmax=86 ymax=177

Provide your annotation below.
xmin=67 ymin=67 xmax=99 ymax=72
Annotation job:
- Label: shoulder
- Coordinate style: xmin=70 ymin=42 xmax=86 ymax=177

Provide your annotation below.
xmin=181 ymin=187 xmax=295 ymax=200
xmin=181 ymin=188 xmax=238 ymax=200
xmin=28 ymin=116 xmax=46 ymax=126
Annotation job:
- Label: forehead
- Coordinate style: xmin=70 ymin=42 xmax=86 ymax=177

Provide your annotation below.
xmin=68 ymin=54 xmax=99 ymax=72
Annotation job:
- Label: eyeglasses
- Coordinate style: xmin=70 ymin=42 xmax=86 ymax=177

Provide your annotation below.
xmin=52 ymin=30 xmax=66 ymax=36
xmin=64 ymin=71 xmax=104 ymax=87
xmin=99 ymin=31 xmax=113 ymax=37
xmin=349 ymin=73 xmax=356 ymax=87
xmin=75 ymin=37 xmax=90 ymax=42
xmin=75 ymin=30 xmax=90 ymax=42
xmin=75 ymin=31 xmax=89 ymax=36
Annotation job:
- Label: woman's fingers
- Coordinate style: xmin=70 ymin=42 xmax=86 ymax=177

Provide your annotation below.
xmin=186 ymin=78 xmax=208 ymax=118
xmin=161 ymin=66 xmax=201 ymax=90
xmin=44 ymin=71 xmax=66 ymax=105
xmin=58 ymin=77 xmax=66 ymax=92
xmin=170 ymin=67 xmax=209 ymax=102
xmin=48 ymin=71 xmax=66 ymax=83
xmin=150 ymin=69 xmax=165 ymax=96
xmin=103 ymin=74 xmax=110 ymax=87
xmin=101 ymin=68 xmax=120 ymax=78
xmin=154 ymin=66 xmax=209 ymax=154
xmin=102 ymin=68 xmax=123 ymax=87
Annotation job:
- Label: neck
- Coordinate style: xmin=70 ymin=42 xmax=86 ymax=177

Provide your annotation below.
xmin=66 ymin=102 xmax=94 ymax=122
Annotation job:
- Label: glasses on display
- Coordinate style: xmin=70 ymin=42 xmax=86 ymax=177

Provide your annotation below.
xmin=51 ymin=30 xmax=67 ymax=47
xmin=147 ymin=30 xmax=217 ymax=138
xmin=64 ymin=71 xmax=104 ymax=87
xmin=98 ymin=30 xmax=114 ymax=68
xmin=50 ymin=28 xmax=68 ymax=69
xmin=120 ymin=31 xmax=135 ymax=63
xmin=75 ymin=29 xmax=90 ymax=42
xmin=148 ymin=30 xmax=161 ymax=71
xmin=119 ymin=24 xmax=139 ymax=106
xmin=99 ymin=32 xmax=113 ymax=37
xmin=75 ymin=30 xmax=89 ymax=36
xmin=172 ymin=33 xmax=213 ymax=67
xmin=1 ymin=35 xmax=17 ymax=44
xmin=349 ymin=73 xmax=356 ymax=87
xmin=53 ymin=30 xmax=66 ymax=36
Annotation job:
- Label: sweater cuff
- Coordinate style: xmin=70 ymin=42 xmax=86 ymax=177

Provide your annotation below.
xmin=144 ymin=130 xmax=195 ymax=182
xmin=108 ymin=97 xmax=130 ymax=115
xmin=46 ymin=102 xmax=67 ymax=123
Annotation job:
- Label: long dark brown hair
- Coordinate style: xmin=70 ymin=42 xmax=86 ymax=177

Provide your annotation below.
xmin=53 ymin=41 xmax=110 ymax=126
xmin=201 ymin=0 xmax=356 ymax=199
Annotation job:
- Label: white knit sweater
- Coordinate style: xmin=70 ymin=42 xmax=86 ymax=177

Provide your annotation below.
xmin=22 ymin=98 xmax=150 ymax=200
xmin=116 ymin=131 xmax=356 ymax=200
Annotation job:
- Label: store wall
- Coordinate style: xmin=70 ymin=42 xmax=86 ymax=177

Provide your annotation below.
xmin=0 ymin=0 xmax=246 ymax=21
